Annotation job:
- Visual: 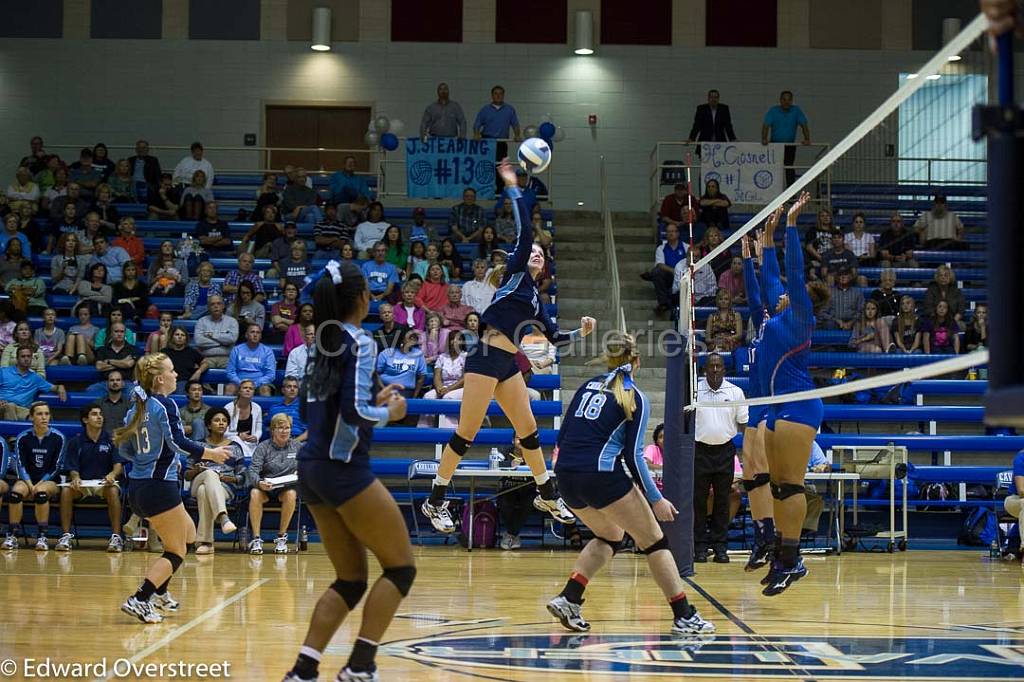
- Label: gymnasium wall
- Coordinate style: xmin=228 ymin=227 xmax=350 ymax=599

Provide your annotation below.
xmin=0 ymin=0 xmax=999 ymax=210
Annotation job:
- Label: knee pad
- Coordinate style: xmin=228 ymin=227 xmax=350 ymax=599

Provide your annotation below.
xmin=594 ymin=535 xmax=623 ymax=554
xmin=640 ymin=536 xmax=670 ymax=555
xmin=5 ymin=491 xmax=22 ymax=504
xmin=446 ymin=433 xmax=472 ymax=458
xmin=33 ymin=492 xmax=49 ymax=504
xmin=742 ymin=473 xmax=770 ymax=492
xmin=771 ymin=482 xmax=806 ymax=501
xmin=161 ymin=551 xmax=184 ymax=572
xmin=519 ymin=430 xmax=540 ymax=451
xmin=381 ymin=565 xmax=417 ymax=597
xmin=329 ymin=579 xmax=368 ymax=610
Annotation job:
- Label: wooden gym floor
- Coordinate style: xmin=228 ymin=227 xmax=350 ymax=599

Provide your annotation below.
xmin=1 ymin=544 xmax=1022 ymax=680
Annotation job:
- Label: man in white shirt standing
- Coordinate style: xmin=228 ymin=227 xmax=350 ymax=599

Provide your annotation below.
xmin=694 ymin=353 xmax=747 ymax=564
xmin=461 ymin=258 xmax=495 ymax=314
xmin=172 ymin=141 xmax=215 ymax=189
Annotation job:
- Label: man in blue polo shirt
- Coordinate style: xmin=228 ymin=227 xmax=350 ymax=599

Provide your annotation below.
xmin=268 ymin=377 xmax=308 ymax=441
xmin=328 ymin=155 xmax=371 ymax=206
xmin=57 ymin=404 xmax=124 ymax=553
xmin=361 ymin=241 xmax=400 ymax=302
xmin=0 ymin=345 xmax=67 ymax=420
xmin=474 ymin=85 xmax=521 ymax=186
xmin=642 ymin=223 xmax=688 ymax=315
xmin=761 ymin=90 xmax=811 ymax=187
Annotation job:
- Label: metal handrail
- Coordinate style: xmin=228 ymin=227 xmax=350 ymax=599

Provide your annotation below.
xmin=599 ymin=156 xmax=625 ymax=333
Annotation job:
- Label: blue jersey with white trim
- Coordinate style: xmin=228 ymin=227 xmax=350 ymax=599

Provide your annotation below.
xmin=298 ymin=324 xmax=390 ymax=465
xmin=555 ymin=373 xmax=662 ymax=503
xmin=481 ymin=186 xmax=579 ymax=347
xmin=746 ymin=243 xmax=785 ymax=399
xmin=0 ymin=438 xmax=26 ymax=480
xmin=118 ymin=394 xmax=206 ymax=481
xmin=16 ymin=428 xmax=66 ymax=483
xmin=760 ymin=225 xmax=816 ymax=396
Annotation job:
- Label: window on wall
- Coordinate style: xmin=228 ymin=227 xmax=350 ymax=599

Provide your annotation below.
xmin=496 ymin=0 xmax=566 ymax=43
xmin=92 ymin=0 xmax=162 ymax=39
xmin=706 ymin=0 xmax=777 ymax=47
xmin=600 ymin=0 xmax=671 ymax=46
xmin=189 ymin=0 xmax=260 ymax=40
xmin=392 ymin=0 xmax=462 ymax=42
xmin=0 ymin=0 xmax=62 ymax=38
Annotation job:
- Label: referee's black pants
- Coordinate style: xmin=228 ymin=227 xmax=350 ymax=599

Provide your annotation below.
xmin=693 ymin=441 xmax=736 ymax=553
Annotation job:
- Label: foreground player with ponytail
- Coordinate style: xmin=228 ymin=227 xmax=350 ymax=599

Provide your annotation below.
xmin=283 ymin=260 xmax=413 ymax=682
xmin=420 ymin=159 xmax=596 ymax=533
xmin=114 ymin=353 xmax=234 ymax=624
xmin=545 ymin=333 xmax=714 ymax=635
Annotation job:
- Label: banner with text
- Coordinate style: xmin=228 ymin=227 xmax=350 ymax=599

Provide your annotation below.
xmin=405 ymin=138 xmax=495 ymax=199
xmin=699 ymin=142 xmax=785 ymax=205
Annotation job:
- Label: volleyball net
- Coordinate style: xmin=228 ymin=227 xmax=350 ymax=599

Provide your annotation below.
xmin=676 ymin=12 xmax=993 ymax=410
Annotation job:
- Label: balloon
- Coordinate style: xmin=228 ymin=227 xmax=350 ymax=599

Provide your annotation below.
xmin=389 ymin=118 xmax=405 ymax=135
xmin=553 ymin=126 xmax=566 ymax=142
xmin=364 ymin=131 xmax=380 ymax=147
xmin=538 ymin=122 xmax=556 ymax=141
xmin=380 ymin=132 xmax=399 ymax=151
xmin=523 ymin=125 xmax=539 ymax=139
xmin=374 ymin=115 xmax=390 ymax=134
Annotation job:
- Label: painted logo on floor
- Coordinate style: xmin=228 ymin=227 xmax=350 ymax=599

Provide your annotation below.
xmin=385 ymin=633 xmax=1024 ymax=678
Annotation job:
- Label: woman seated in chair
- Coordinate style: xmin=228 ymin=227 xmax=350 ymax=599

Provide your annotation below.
xmin=247 ymin=414 xmax=301 ymax=556
xmin=185 ymin=407 xmax=246 ymax=555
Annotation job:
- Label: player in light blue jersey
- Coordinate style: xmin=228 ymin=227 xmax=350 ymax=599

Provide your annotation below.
xmin=545 ymin=333 xmax=714 ymax=636
xmin=113 ymin=353 xmax=234 ymax=624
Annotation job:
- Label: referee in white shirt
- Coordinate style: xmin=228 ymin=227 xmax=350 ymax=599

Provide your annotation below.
xmin=694 ymin=353 xmax=748 ymax=563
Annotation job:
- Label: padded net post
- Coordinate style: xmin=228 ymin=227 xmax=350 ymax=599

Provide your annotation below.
xmin=662 ymin=329 xmax=695 ymax=576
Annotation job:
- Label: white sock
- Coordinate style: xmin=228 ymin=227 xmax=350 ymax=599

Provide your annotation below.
xmin=534 ymin=471 xmax=550 ymax=486
xmin=299 ymin=645 xmax=322 ymax=662
xmin=433 ymin=474 xmax=451 ymax=488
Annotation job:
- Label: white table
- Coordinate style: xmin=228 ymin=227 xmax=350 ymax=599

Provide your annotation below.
xmin=806 ymin=471 xmax=860 ymax=554
xmin=451 ymin=466 xmax=538 ymax=551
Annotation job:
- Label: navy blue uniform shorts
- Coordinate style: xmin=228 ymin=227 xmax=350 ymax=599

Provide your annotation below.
xmin=298 ymin=459 xmax=376 ymax=508
xmin=129 ymin=479 xmax=183 ymax=518
xmin=766 ymin=398 xmax=823 ymax=430
xmin=464 ymin=343 xmax=520 ymax=382
xmin=556 ymin=467 xmax=636 ymax=510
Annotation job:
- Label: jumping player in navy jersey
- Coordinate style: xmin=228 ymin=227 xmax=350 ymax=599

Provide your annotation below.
xmin=283 ymin=260 xmax=413 ymax=682
xmin=739 ymin=207 xmax=784 ymax=571
xmin=113 ymin=353 xmax=234 ymax=624
xmin=421 ymin=159 xmax=596 ymax=534
xmin=758 ymin=192 xmax=831 ymax=596
xmin=546 ymin=333 xmax=714 ymax=635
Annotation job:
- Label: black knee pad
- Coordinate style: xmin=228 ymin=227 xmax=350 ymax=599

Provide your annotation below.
xmin=381 ymin=565 xmax=417 ymax=597
xmin=161 ymin=551 xmax=184 ymax=572
xmin=33 ymin=492 xmax=49 ymax=504
xmin=330 ymin=579 xmax=368 ymax=610
xmin=446 ymin=433 xmax=472 ymax=458
xmin=640 ymin=536 xmax=670 ymax=555
xmin=771 ymin=482 xmax=806 ymax=500
xmin=5 ymin=491 xmax=22 ymax=504
xmin=742 ymin=473 xmax=770 ymax=492
xmin=519 ymin=430 xmax=541 ymax=451
xmin=595 ymin=535 xmax=623 ymax=554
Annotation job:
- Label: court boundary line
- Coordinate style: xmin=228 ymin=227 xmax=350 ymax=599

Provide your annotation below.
xmin=682 ymin=576 xmax=756 ymax=635
xmin=97 ymin=577 xmax=269 ymax=682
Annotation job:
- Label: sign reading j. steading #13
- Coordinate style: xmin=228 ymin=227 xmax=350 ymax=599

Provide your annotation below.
xmin=405 ymin=138 xmax=496 ymax=200
xmin=700 ymin=142 xmax=785 ymax=205
xmin=387 ymin=632 xmax=1024 ymax=679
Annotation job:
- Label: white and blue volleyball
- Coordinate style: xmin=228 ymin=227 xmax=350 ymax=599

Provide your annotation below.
xmin=517 ymin=137 xmax=552 ymax=173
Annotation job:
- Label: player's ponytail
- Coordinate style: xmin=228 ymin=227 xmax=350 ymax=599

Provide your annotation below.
xmin=487 ymin=264 xmax=505 ymax=288
xmin=592 ymin=332 xmax=640 ymax=420
xmin=303 ymin=260 xmax=368 ymax=406
xmin=806 ymin=281 xmax=831 ymax=315
xmin=113 ymin=353 xmax=167 ymax=446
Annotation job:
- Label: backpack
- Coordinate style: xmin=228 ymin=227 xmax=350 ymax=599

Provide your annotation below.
xmin=958 ymin=507 xmax=998 ymax=547
xmin=919 ymin=482 xmax=952 ymax=511
xmin=458 ymin=500 xmax=498 ymax=549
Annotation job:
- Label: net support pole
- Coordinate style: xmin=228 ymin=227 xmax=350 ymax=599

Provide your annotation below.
xmin=663 ymin=330 xmax=695 ymax=576
xmin=975 ymin=34 xmax=1024 ymax=427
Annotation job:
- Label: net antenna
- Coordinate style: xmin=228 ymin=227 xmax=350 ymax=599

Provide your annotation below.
xmin=683 ymin=153 xmax=699 ymax=405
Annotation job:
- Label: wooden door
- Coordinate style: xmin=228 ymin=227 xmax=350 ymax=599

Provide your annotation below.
xmin=265 ymin=105 xmax=372 ymax=172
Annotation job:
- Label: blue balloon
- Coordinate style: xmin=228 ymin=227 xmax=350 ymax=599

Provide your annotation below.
xmin=380 ymin=132 xmax=399 ymax=151
xmin=538 ymin=122 xmax=556 ymax=141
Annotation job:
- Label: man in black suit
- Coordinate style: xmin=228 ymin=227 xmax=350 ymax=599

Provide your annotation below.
xmin=687 ymin=90 xmax=737 ymax=147
xmin=125 ymin=139 xmax=163 ymax=204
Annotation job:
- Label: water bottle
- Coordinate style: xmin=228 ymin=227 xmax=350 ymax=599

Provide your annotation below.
xmin=299 ymin=525 xmax=309 ymax=551
xmin=238 ymin=526 xmax=249 ymax=551
xmin=967 ymin=367 xmax=978 ymax=381
xmin=990 ymin=538 xmax=1000 ymax=558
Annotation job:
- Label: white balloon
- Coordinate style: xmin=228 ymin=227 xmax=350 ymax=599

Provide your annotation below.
xmin=389 ymin=118 xmax=405 ymax=135
xmin=523 ymin=125 xmax=539 ymax=139
xmin=364 ymin=131 xmax=380 ymax=146
xmin=374 ymin=115 xmax=390 ymax=134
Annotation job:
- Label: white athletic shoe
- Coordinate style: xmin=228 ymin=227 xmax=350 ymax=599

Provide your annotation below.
xmin=1 ymin=534 xmax=17 ymax=550
xmin=499 ymin=532 xmax=521 ymax=550
xmin=107 ymin=534 xmax=124 ymax=553
xmin=150 ymin=591 xmax=179 ymax=612
xmin=533 ymin=495 xmax=576 ymax=524
xmin=337 ymin=667 xmax=379 ymax=681
xmin=547 ymin=595 xmax=591 ymax=632
xmin=281 ymin=673 xmax=318 ymax=682
xmin=219 ymin=515 xmax=237 ymax=535
xmin=122 ymin=596 xmax=164 ymax=624
xmin=55 ymin=532 xmax=74 ymax=552
xmin=35 ymin=535 xmax=49 ymax=552
xmin=249 ymin=538 xmax=264 ymax=555
xmin=672 ymin=609 xmax=716 ymax=635
xmin=421 ymin=500 xmax=456 ymax=534
xmin=274 ymin=534 xmax=289 ymax=554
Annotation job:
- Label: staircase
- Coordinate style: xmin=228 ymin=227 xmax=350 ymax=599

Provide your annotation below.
xmin=553 ymin=211 xmax=672 ymax=430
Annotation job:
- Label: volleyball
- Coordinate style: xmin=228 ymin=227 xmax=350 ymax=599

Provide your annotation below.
xmin=518 ymin=137 xmax=552 ymax=173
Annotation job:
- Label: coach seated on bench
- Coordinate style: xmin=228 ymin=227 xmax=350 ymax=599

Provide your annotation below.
xmin=186 ymin=407 xmax=245 ymax=556
xmin=56 ymin=405 xmax=124 ymax=553
xmin=247 ymin=413 xmax=301 ymax=555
